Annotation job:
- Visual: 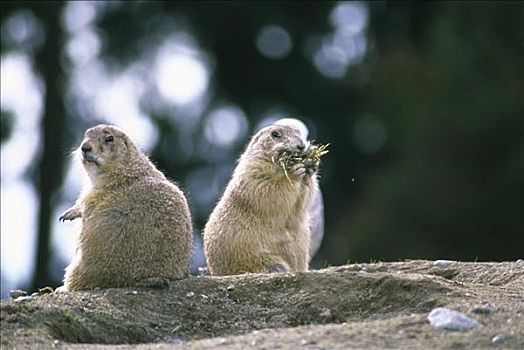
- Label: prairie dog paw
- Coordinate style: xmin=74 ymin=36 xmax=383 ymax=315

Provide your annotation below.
xmin=290 ymin=163 xmax=307 ymax=178
xmin=59 ymin=207 xmax=81 ymax=222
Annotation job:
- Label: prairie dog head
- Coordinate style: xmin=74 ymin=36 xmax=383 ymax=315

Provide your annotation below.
xmin=246 ymin=124 xmax=310 ymax=160
xmin=273 ymin=118 xmax=309 ymax=141
xmin=77 ymin=124 xmax=137 ymax=180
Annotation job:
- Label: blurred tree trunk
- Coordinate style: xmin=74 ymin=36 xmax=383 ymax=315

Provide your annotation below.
xmin=31 ymin=2 xmax=67 ymax=291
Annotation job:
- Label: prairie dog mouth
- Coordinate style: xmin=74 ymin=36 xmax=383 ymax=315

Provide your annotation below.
xmin=276 ymin=142 xmax=310 ymax=156
xmin=272 ymin=142 xmax=329 ymax=170
xmin=81 ymin=151 xmax=100 ymax=166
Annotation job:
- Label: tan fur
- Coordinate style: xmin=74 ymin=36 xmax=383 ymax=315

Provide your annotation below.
xmin=203 ymin=124 xmax=319 ymax=275
xmin=60 ymin=124 xmax=192 ymax=291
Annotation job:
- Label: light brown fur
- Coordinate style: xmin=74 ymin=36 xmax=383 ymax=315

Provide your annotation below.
xmin=60 ymin=124 xmax=192 ymax=291
xmin=203 ymin=124 xmax=319 ymax=275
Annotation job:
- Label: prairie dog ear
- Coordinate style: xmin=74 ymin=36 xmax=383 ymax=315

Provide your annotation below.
xmin=273 ymin=118 xmax=309 ymax=142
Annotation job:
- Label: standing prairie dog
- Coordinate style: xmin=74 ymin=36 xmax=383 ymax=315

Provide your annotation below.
xmin=203 ymin=122 xmax=322 ymax=275
xmin=274 ymin=118 xmax=325 ymax=258
xmin=59 ymin=124 xmax=192 ymax=291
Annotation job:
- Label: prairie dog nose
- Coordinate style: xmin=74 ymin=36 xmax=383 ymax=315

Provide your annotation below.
xmin=81 ymin=142 xmax=92 ymax=153
xmin=295 ymin=139 xmax=307 ymax=153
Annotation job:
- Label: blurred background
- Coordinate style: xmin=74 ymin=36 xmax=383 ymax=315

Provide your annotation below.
xmin=1 ymin=1 xmax=523 ymax=298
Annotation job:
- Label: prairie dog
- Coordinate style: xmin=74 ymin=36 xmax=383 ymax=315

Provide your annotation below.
xmin=203 ymin=123 xmax=320 ymax=275
xmin=274 ymin=118 xmax=325 ymax=258
xmin=59 ymin=124 xmax=192 ymax=290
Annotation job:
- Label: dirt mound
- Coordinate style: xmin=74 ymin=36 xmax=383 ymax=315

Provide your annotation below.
xmin=1 ymin=260 xmax=523 ymax=349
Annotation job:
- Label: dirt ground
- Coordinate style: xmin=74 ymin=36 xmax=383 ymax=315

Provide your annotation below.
xmin=1 ymin=260 xmax=523 ymax=349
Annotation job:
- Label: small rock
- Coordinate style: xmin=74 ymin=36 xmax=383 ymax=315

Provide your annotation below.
xmin=471 ymin=305 xmax=492 ymax=314
xmin=226 ymin=284 xmax=235 ymax=291
xmin=186 ymin=291 xmax=195 ymax=298
xmin=125 ymin=290 xmax=138 ymax=295
xmin=433 ymin=260 xmax=456 ymax=268
xmin=427 ymin=307 xmax=479 ymax=331
xmin=200 ymin=294 xmax=209 ymax=299
xmin=491 ymin=334 xmax=509 ymax=344
xmin=9 ymin=289 xmax=28 ymax=299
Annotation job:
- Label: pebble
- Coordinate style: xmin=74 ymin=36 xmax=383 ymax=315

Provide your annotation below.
xmin=9 ymin=289 xmax=28 ymax=299
xmin=471 ymin=305 xmax=492 ymax=314
xmin=186 ymin=291 xmax=195 ymax=298
xmin=427 ymin=307 xmax=479 ymax=331
xmin=433 ymin=260 xmax=456 ymax=268
xmin=491 ymin=334 xmax=509 ymax=344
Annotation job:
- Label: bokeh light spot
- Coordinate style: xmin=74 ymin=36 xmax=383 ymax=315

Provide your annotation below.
xmin=94 ymin=72 xmax=158 ymax=151
xmin=204 ymin=106 xmax=248 ymax=147
xmin=256 ymin=25 xmax=293 ymax=59
xmin=62 ymin=1 xmax=97 ymax=33
xmin=1 ymin=182 xmax=37 ymax=286
xmin=330 ymin=1 xmax=368 ymax=36
xmin=308 ymin=1 xmax=369 ymax=79
xmin=66 ymin=28 xmax=101 ymax=66
xmin=313 ymin=40 xmax=348 ymax=79
xmin=1 ymin=10 xmax=44 ymax=49
xmin=155 ymin=42 xmax=209 ymax=105
xmin=1 ymin=53 xmax=44 ymax=181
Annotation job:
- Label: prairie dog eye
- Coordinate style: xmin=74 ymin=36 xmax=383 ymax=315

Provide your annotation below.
xmin=271 ymin=131 xmax=281 ymax=139
xmin=105 ymin=135 xmax=114 ymax=143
